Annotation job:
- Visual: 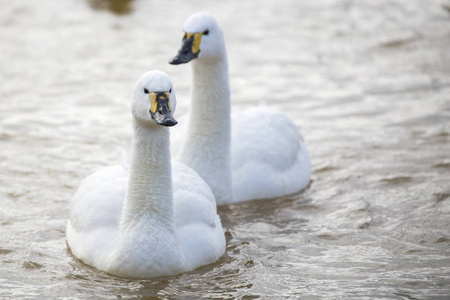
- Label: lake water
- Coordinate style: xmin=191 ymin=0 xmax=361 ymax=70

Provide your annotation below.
xmin=1 ymin=0 xmax=450 ymax=299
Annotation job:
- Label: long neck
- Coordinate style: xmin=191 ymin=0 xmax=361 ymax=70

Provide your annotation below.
xmin=178 ymin=55 xmax=234 ymax=204
xmin=191 ymin=56 xmax=231 ymax=142
xmin=120 ymin=120 xmax=175 ymax=232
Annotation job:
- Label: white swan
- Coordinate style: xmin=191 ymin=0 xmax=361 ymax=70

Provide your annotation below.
xmin=169 ymin=12 xmax=311 ymax=205
xmin=66 ymin=70 xmax=225 ymax=278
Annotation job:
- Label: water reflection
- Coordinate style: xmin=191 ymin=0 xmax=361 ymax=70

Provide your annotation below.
xmin=88 ymin=0 xmax=134 ymax=15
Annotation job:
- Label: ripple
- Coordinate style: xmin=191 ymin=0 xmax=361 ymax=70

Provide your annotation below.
xmin=87 ymin=0 xmax=134 ymax=15
xmin=379 ymin=36 xmax=417 ymax=48
xmin=433 ymin=162 xmax=450 ymax=169
xmin=442 ymin=4 xmax=450 ymax=14
xmin=0 ymin=248 xmax=13 ymax=255
xmin=22 ymin=261 xmax=44 ymax=270
xmin=316 ymin=234 xmax=341 ymax=241
xmin=0 ymin=133 xmax=14 ymax=141
xmin=405 ymin=249 xmax=423 ymax=254
xmin=433 ymin=193 xmax=450 ymax=204
xmin=380 ymin=176 xmax=413 ymax=185
xmin=435 ymin=237 xmax=450 ymax=244
xmin=314 ymin=165 xmax=340 ymax=173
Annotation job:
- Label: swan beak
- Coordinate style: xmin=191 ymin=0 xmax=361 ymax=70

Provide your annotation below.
xmin=169 ymin=32 xmax=202 ymax=65
xmin=149 ymin=92 xmax=178 ymax=127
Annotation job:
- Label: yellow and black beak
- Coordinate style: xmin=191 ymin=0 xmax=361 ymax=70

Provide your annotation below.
xmin=149 ymin=92 xmax=177 ymax=127
xmin=169 ymin=32 xmax=202 ymax=65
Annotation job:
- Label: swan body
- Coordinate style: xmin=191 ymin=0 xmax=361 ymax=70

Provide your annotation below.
xmin=66 ymin=70 xmax=225 ymax=278
xmin=169 ymin=13 xmax=311 ymax=205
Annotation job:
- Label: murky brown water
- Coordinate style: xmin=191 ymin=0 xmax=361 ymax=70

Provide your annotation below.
xmin=1 ymin=0 xmax=450 ymax=298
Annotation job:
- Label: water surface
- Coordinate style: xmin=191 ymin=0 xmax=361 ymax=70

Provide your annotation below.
xmin=1 ymin=0 xmax=450 ymax=298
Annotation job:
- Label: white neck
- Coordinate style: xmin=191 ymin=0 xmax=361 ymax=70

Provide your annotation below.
xmin=120 ymin=120 xmax=175 ymax=232
xmin=177 ymin=55 xmax=234 ymax=204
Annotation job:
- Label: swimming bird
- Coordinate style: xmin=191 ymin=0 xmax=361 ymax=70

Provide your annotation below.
xmin=66 ymin=70 xmax=225 ymax=278
xmin=169 ymin=12 xmax=311 ymax=205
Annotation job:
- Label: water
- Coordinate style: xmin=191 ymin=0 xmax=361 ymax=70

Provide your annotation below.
xmin=1 ymin=0 xmax=449 ymax=298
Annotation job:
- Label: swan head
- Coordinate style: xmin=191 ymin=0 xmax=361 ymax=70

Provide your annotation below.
xmin=132 ymin=70 xmax=177 ymax=127
xmin=169 ymin=12 xmax=226 ymax=65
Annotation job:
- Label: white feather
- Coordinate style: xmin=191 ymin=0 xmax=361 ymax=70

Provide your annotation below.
xmin=67 ymin=71 xmax=225 ymax=278
xmin=171 ymin=13 xmax=311 ymax=205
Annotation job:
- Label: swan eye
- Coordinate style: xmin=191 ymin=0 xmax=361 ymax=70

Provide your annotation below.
xmin=169 ymin=88 xmax=172 ymax=93
xmin=144 ymin=88 xmax=149 ymax=94
xmin=203 ymin=30 xmax=209 ymax=35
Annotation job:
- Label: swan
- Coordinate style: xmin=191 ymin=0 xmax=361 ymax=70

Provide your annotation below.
xmin=169 ymin=12 xmax=311 ymax=205
xmin=66 ymin=70 xmax=225 ymax=278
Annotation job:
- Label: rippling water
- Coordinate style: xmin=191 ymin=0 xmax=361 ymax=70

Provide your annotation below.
xmin=1 ymin=0 xmax=450 ymax=298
